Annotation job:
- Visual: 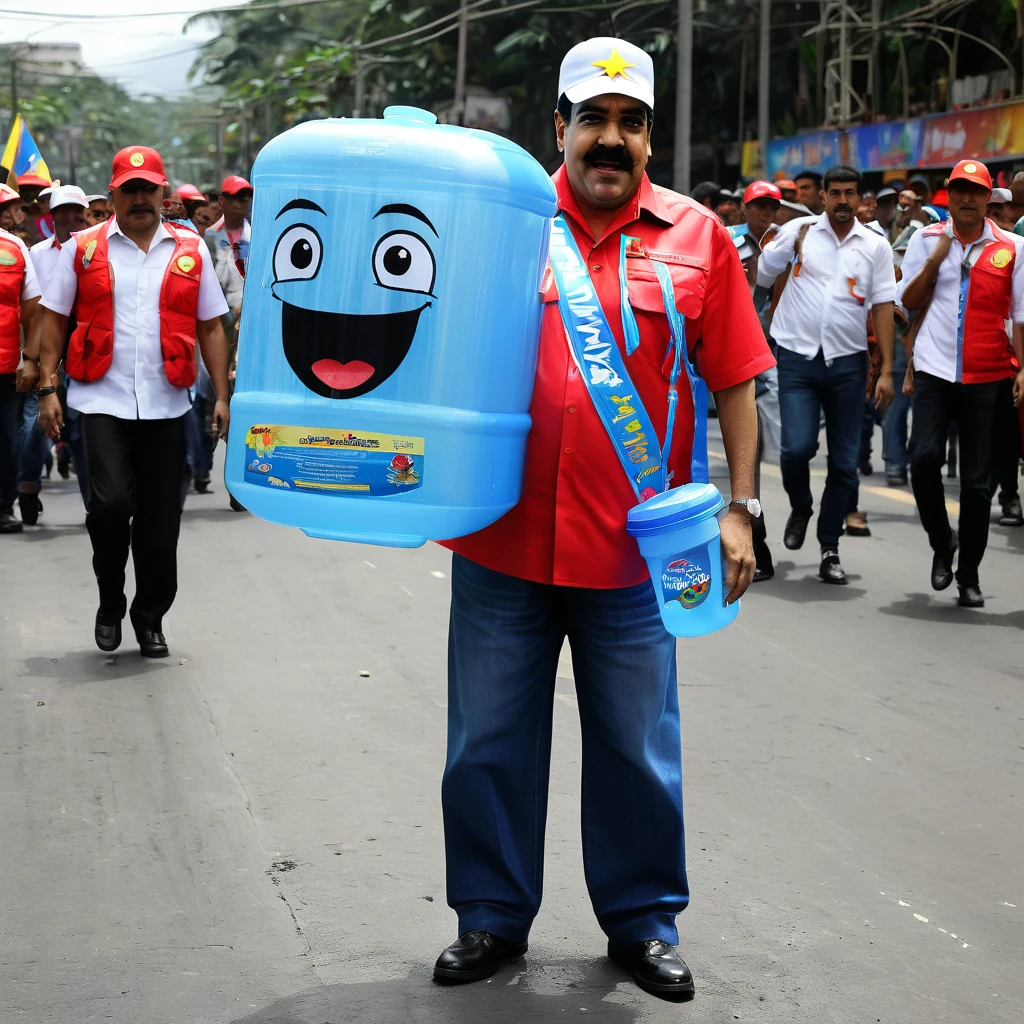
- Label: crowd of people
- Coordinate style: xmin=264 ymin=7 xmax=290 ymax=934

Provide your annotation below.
xmin=2 ymin=31 xmax=1024 ymax=1006
xmin=694 ymin=160 xmax=1024 ymax=605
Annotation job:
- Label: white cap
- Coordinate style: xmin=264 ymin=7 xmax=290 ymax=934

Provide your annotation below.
xmin=46 ymin=185 xmax=88 ymax=210
xmin=780 ymin=198 xmax=813 ymax=215
xmin=558 ymin=37 xmax=655 ymax=110
xmin=84 ymin=194 xmax=107 ymax=203
xmin=989 ymin=187 xmax=1013 ymax=204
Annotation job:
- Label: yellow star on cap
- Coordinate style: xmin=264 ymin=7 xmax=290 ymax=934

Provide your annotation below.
xmin=592 ymin=48 xmax=633 ymax=81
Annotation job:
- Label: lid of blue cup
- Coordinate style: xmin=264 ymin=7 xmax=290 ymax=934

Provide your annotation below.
xmin=626 ymin=482 xmax=724 ymax=537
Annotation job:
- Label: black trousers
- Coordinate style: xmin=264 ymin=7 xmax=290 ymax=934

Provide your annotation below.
xmin=908 ymin=372 xmax=1002 ymax=586
xmin=82 ymin=413 xmax=185 ymax=630
xmin=0 ymin=374 xmax=23 ymax=516
xmin=992 ymin=378 xmax=1021 ymax=504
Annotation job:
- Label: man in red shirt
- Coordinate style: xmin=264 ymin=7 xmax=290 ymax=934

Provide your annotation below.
xmin=433 ymin=37 xmax=774 ymax=1001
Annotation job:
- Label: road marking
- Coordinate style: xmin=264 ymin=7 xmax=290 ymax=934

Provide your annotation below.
xmin=708 ymin=450 xmax=960 ymax=515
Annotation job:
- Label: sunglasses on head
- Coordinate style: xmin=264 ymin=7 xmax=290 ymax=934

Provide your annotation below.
xmin=119 ymin=182 xmax=160 ymax=196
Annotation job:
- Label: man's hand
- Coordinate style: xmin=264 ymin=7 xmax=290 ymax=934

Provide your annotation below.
xmin=38 ymin=389 xmax=63 ymax=441
xmin=928 ymin=230 xmax=953 ymax=267
xmin=16 ymin=357 xmax=39 ymax=393
xmin=873 ymin=371 xmax=894 ymax=412
xmin=903 ymin=360 xmax=915 ymax=397
xmin=1014 ymin=367 xmax=1024 ymax=408
xmin=720 ymin=509 xmax=755 ymax=605
xmin=211 ymin=398 xmax=230 ymax=439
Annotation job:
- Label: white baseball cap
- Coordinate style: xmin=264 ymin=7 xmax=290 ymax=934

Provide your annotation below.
xmin=85 ymin=194 xmax=107 ymax=203
xmin=558 ymin=37 xmax=655 ymax=110
xmin=46 ymin=185 xmax=88 ymax=210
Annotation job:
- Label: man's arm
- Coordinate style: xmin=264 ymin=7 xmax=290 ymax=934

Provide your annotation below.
xmin=756 ymin=221 xmax=799 ymax=288
xmin=37 ymin=308 xmax=69 ymax=439
xmin=197 ymin=317 xmax=231 ymax=438
xmin=714 ymin=378 xmax=757 ymax=605
xmin=15 ymin=296 xmax=41 ymax=393
xmin=870 ymin=302 xmax=896 ymax=410
xmin=901 ymin=230 xmax=951 ymax=310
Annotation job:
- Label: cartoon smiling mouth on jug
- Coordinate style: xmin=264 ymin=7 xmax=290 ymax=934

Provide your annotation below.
xmin=272 ymin=199 xmax=437 ymax=400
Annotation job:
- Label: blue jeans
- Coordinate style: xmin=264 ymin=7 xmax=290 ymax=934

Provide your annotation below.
xmin=18 ymin=391 xmax=52 ymax=490
xmin=882 ymin=343 xmax=911 ymax=473
xmin=778 ymin=347 xmax=867 ymax=549
xmin=184 ymin=393 xmax=216 ymax=478
xmin=443 ymin=553 xmax=687 ymax=947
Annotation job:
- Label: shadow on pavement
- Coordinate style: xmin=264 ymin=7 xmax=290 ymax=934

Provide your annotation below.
xmin=879 ymin=591 xmax=1024 ymax=629
xmin=22 ymin=650 xmax=172 ymax=682
xmin=234 ymin=963 xmax=643 ymax=1024
xmin=758 ymin=561 xmax=867 ymax=602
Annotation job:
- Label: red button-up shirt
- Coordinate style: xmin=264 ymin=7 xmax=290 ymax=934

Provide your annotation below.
xmin=443 ymin=167 xmax=775 ymax=589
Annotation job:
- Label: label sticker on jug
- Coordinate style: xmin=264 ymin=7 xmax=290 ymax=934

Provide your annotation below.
xmin=243 ymin=425 xmax=424 ymax=496
xmin=661 ymin=556 xmax=711 ymax=610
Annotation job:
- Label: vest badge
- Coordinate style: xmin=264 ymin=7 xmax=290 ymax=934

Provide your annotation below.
xmin=991 ymin=248 xmax=1013 ymax=269
xmin=83 ymin=240 xmax=97 ymax=268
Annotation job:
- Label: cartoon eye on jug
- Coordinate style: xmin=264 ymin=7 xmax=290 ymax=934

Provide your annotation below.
xmin=227 ymin=105 xmax=739 ymax=636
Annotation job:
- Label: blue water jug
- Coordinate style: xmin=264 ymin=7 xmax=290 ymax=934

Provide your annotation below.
xmin=225 ymin=106 xmax=557 ymax=547
xmin=626 ymin=483 xmax=740 ymax=638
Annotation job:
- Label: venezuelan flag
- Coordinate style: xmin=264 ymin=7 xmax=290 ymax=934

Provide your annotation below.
xmin=1 ymin=115 xmax=52 ymax=189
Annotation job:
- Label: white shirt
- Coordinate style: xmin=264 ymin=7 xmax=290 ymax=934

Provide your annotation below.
xmin=1 ymin=228 xmax=42 ymax=301
xmin=758 ymin=214 xmax=898 ymax=359
xmin=206 ymin=216 xmax=250 ymax=310
xmin=42 ymin=218 xmax=228 ymax=420
xmin=29 ymin=235 xmax=64 ymax=292
xmin=897 ymin=219 xmax=1024 ymax=383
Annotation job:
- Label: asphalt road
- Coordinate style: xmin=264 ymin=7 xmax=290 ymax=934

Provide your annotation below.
xmin=2 ymin=425 xmax=1022 ymax=1024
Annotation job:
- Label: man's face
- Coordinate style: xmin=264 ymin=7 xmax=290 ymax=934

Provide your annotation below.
xmin=824 ymin=179 xmax=859 ymax=228
xmin=191 ymin=203 xmax=217 ymax=232
xmin=795 ymin=177 xmax=823 ymax=214
xmin=987 ymin=202 xmax=1015 ymax=231
xmin=0 ymin=202 xmax=16 ymax=232
xmin=744 ymin=198 xmax=778 ymax=242
xmin=895 ymin=190 xmax=921 ymax=227
xmin=164 ymin=193 xmax=186 ymax=220
xmin=85 ymin=200 xmax=110 ymax=226
xmin=857 ymin=194 xmax=877 ymax=223
xmin=220 ymin=190 xmax=252 ymax=222
xmin=555 ymin=94 xmax=651 ymax=213
xmin=875 ymin=196 xmax=897 ymax=229
xmin=51 ymin=203 xmax=88 ymax=243
xmin=948 ymin=181 xmax=990 ymax=232
xmin=111 ymin=179 xmax=165 ymax=233
xmin=714 ymin=200 xmax=741 ymax=226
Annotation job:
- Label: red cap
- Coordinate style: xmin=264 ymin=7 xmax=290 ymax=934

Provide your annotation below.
xmin=110 ymin=146 xmax=168 ymax=190
xmin=220 ymin=175 xmax=252 ymax=196
xmin=17 ymin=172 xmax=51 ymax=188
xmin=930 ymin=188 xmax=949 ymax=207
xmin=775 ymin=179 xmax=797 ymax=191
xmin=177 ymin=183 xmax=205 ymax=202
xmin=948 ymin=159 xmax=992 ymax=190
xmin=743 ymin=180 xmax=782 ymax=204
xmin=0 ymin=183 xmax=19 ymax=205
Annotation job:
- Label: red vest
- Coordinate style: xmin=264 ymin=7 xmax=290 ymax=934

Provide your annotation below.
xmin=935 ymin=221 xmax=1020 ymax=384
xmin=65 ymin=220 xmax=203 ymax=388
xmin=0 ymin=233 xmax=26 ymax=374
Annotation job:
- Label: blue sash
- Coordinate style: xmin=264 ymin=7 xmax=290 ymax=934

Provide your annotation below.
xmin=547 ymin=215 xmax=708 ymax=504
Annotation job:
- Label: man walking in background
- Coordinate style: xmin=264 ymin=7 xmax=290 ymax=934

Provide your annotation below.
xmin=36 ymin=146 xmax=232 ymax=656
xmin=793 ymin=170 xmax=824 ymax=215
xmin=757 ymin=165 xmax=897 ymax=584
xmin=899 ymin=159 xmax=1024 ymax=608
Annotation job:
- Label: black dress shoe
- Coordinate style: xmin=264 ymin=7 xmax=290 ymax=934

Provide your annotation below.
xmin=784 ymin=509 xmax=812 ymax=550
xmin=136 ymin=630 xmax=169 ymax=658
xmin=999 ymin=496 xmax=1023 ymax=527
xmin=818 ymin=550 xmax=847 ymax=584
xmin=608 ymin=940 xmax=695 ymax=1001
xmin=433 ymin=930 xmax=528 ymax=983
xmin=95 ymin=611 xmax=122 ymax=653
xmin=930 ymin=534 xmax=957 ymax=591
xmin=753 ymin=540 xmax=774 ymax=582
xmin=18 ymin=492 xmax=41 ymax=526
xmin=957 ymin=583 xmax=984 ymax=608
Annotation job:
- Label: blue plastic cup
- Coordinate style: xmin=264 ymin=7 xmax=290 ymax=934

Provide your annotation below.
xmin=626 ymin=482 xmax=740 ymax=638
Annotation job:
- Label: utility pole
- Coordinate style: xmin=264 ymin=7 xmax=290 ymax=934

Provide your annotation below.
xmin=673 ymin=0 xmax=692 ymax=193
xmin=758 ymin=0 xmax=770 ymax=177
xmin=353 ymin=44 xmax=365 ymax=118
xmin=454 ymin=0 xmax=468 ymax=124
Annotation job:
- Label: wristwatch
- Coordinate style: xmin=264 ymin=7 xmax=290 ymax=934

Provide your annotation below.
xmin=729 ymin=498 xmax=762 ymax=518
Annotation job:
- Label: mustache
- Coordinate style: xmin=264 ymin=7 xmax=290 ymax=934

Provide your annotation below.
xmin=128 ymin=205 xmax=155 ymax=215
xmin=585 ymin=146 xmax=633 ymax=172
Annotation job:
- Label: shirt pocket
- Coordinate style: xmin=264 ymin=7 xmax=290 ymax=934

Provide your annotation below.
xmin=626 ymin=260 xmax=707 ymax=378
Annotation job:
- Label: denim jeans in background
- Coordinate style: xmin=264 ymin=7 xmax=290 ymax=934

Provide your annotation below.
xmin=882 ymin=343 xmax=911 ymax=474
xmin=185 ymin=393 xmax=216 ymax=479
xmin=19 ymin=391 xmax=52 ymax=489
xmin=443 ymin=553 xmax=687 ymax=948
xmin=0 ymin=374 xmax=24 ymax=516
xmin=777 ymin=347 xmax=867 ymax=550
xmin=65 ymin=407 xmax=90 ymax=509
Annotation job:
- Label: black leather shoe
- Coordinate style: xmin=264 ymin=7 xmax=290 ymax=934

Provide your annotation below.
xmin=137 ymin=630 xmax=169 ymax=658
xmin=433 ymin=930 xmax=528 ymax=983
xmin=608 ymin=940 xmax=695 ymax=1001
xmin=18 ymin=492 xmax=41 ymax=526
xmin=819 ymin=550 xmax=847 ymax=584
xmin=784 ymin=509 xmax=812 ymax=550
xmin=999 ymin=497 xmax=1023 ymax=527
xmin=957 ymin=584 xmax=984 ymax=608
xmin=95 ymin=611 xmax=122 ymax=653
xmin=930 ymin=534 xmax=957 ymax=591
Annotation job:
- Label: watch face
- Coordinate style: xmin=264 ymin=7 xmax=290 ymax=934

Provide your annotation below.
xmin=748 ymin=498 xmax=762 ymax=518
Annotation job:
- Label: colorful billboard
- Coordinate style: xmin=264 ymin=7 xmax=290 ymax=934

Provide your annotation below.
xmin=919 ymin=104 xmax=1024 ymax=167
xmin=842 ymin=120 xmax=923 ymax=171
xmin=765 ymin=129 xmax=841 ymax=179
